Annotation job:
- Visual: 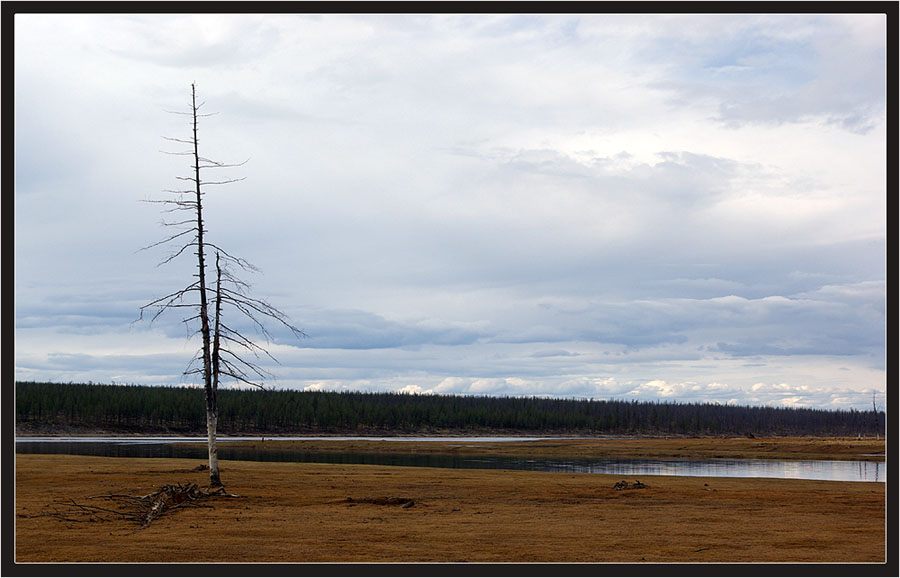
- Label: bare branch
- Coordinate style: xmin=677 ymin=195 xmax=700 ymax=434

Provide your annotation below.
xmin=142 ymin=196 xmax=195 ymax=204
xmin=199 ymin=177 xmax=248 ymax=186
xmin=137 ymin=228 xmax=196 ymax=253
xmin=139 ymin=282 xmax=200 ymax=312
xmin=197 ymin=158 xmax=249 ymax=169
xmin=206 ymin=244 xmax=260 ymax=274
xmin=162 ymin=136 xmax=194 ymax=145
xmin=158 ymin=218 xmax=197 ymax=228
xmin=217 ymin=288 xmax=307 ymax=340
xmin=218 ymin=326 xmax=280 ymax=364
xmin=156 ymin=240 xmax=202 ymax=266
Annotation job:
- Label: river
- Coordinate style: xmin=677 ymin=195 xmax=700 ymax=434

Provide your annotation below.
xmin=14 ymin=436 xmax=884 ymax=483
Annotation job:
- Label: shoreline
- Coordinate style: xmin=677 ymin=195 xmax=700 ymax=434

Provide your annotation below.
xmin=15 ymin=422 xmax=886 ymax=440
xmin=17 ymin=434 xmax=883 ymax=462
xmin=211 ymin=435 xmax=887 ymax=462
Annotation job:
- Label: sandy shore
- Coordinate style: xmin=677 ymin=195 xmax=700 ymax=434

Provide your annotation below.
xmin=14 ymin=437 xmax=887 ymax=564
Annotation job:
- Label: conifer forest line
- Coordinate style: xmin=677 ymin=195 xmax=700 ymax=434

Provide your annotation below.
xmin=14 ymin=381 xmax=884 ymax=437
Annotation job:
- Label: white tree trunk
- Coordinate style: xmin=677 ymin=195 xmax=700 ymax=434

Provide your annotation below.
xmin=206 ymin=409 xmax=221 ymax=487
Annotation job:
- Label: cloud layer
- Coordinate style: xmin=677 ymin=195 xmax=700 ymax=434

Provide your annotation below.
xmin=14 ymin=13 xmax=887 ymax=410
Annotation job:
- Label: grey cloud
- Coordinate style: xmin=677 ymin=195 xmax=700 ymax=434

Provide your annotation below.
xmin=636 ymin=15 xmax=885 ymax=131
xmin=271 ymin=308 xmax=486 ymax=350
xmin=15 ymin=293 xmax=147 ymax=334
xmin=16 ymin=351 xmax=197 ymax=387
xmin=640 ymin=152 xmax=741 ymax=204
xmin=133 ymin=303 xmax=486 ymax=352
xmin=650 ymin=277 xmax=747 ymax=300
xmin=530 ymin=349 xmax=580 ymax=359
xmin=104 ymin=15 xmax=284 ymax=69
xmin=483 ymin=279 xmax=884 ymax=360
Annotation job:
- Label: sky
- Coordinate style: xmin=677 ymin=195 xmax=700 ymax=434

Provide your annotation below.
xmin=13 ymin=12 xmax=888 ymax=411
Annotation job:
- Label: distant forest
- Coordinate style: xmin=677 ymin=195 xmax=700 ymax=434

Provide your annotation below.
xmin=14 ymin=381 xmax=884 ymax=438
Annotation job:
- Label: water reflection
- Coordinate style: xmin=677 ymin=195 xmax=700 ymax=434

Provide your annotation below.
xmin=15 ymin=439 xmax=883 ymax=483
xmin=15 ymin=436 xmax=550 ymax=444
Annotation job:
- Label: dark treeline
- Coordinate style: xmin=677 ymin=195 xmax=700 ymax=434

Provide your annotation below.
xmin=15 ymin=381 xmax=885 ymax=437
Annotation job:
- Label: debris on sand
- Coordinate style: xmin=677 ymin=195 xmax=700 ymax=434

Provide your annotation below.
xmin=346 ymin=496 xmax=416 ymax=508
xmin=613 ymin=480 xmax=649 ymax=490
xmin=33 ymin=482 xmax=241 ymax=528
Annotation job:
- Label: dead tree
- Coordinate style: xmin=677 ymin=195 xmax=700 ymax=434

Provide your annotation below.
xmin=873 ymin=392 xmax=880 ymax=440
xmin=139 ymin=84 xmax=304 ymax=488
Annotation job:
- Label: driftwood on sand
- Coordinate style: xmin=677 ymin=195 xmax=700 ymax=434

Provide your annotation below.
xmin=31 ymin=481 xmax=241 ymax=529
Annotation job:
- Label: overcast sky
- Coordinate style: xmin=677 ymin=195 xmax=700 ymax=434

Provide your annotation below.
xmin=14 ymin=12 xmax=887 ymax=410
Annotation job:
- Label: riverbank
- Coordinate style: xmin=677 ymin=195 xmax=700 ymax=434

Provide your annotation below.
xmin=14 ymin=441 xmax=886 ymax=564
xmin=16 ymin=432 xmax=887 ymax=462
xmin=213 ymin=435 xmax=886 ymax=462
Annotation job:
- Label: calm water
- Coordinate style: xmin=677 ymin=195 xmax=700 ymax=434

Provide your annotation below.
xmin=15 ymin=437 xmax=885 ymax=483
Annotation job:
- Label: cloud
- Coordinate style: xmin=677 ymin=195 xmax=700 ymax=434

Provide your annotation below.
xmin=13 ymin=13 xmax=886 ymax=410
xmin=396 ymin=384 xmax=426 ymax=395
xmin=296 ymin=375 xmax=884 ymax=411
xmin=265 ymin=308 xmax=486 ymax=350
xmin=530 ymin=349 xmax=580 ymax=359
xmin=606 ymin=14 xmax=887 ymax=132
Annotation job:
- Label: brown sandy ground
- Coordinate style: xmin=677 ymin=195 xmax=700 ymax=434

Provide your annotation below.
xmin=215 ymin=435 xmax=886 ymax=462
xmin=15 ymin=445 xmax=886 ymax=563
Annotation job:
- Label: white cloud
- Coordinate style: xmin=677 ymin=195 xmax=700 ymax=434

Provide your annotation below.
xmin=396 ymin=384 xmax=426 ymax=395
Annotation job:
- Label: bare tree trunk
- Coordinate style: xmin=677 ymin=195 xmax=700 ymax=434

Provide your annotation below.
xmin=189 ymin=83 xmax=219 ymax=487
xmin=208 ymin=252 xmax=223 ymax=487
xmin=206 ymin=402 xmax=221 ymax=487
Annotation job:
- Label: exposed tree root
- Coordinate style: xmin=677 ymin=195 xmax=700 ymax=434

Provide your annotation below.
xmin=29 ymin=482 xmax=241 ymax=528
